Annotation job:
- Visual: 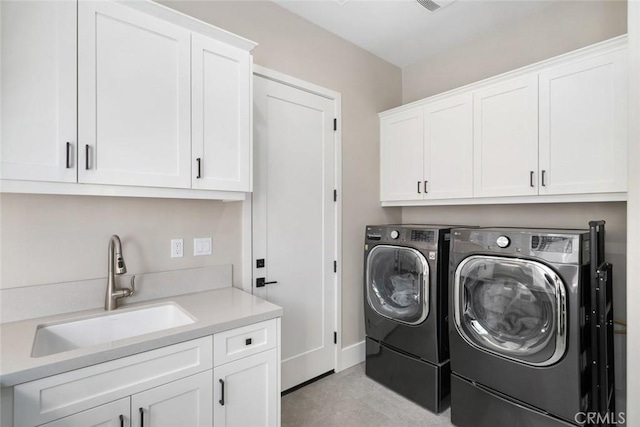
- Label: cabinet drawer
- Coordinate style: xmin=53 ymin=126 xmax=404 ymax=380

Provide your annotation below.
xmin=214 ymin=319 xmax=277 ymax=366
xmin=14 ymin=336 xmax=212 ymax=427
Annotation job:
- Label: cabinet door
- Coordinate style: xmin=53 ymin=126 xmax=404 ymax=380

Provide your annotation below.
xmin=41 ymin=398 xmax=130 ymax=427
xmin=539 ymin=49 xmax=627 ymax=195
xmin=131 ymin=371 xmax=213 ymax=427
xmin=380 ymin=109 xmax=425 ymax=201
xmin=0 ymin=0 xmax=76 ymax=183
xmin=192 ymin=34 xmax=251 ymax=192
xmin=78 ymin=1 xmax=191 ymax=188
xmin=423 ymin=93 xmax=473 ymax=199
xmin=214 ymin=349 xmax=278 ymax=427
xmin=473 ymin=75 xmax=539 ymax=197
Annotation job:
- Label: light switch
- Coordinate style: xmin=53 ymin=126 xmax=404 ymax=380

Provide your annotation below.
xmin=194 ymin=237 xmax=212 ymax=256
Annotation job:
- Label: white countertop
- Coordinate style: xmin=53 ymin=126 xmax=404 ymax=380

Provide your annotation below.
xmin=0 ymin=287 xmax=282 ymax=387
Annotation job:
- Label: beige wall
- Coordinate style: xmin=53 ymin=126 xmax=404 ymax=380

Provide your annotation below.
xmin=403 ymin=0 xmax=627 ymax=103
xmin=158 ymin=0 xmax=403 ymax=347
xmin=0 ymin=194 xmax=243 ymax=289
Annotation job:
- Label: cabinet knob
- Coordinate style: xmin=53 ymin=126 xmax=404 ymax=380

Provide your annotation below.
xmin=529 ymin=171 xmax=535 ymax=187
xmin=541 ymin=170 xmax=547 ymax=187
xmin=196 ymin=158 xmax=202 ymax=179
xmin=246 ymin=338 xmax=252 ymax=346
xmin=417 ymin=181 xmax=421 ymax=194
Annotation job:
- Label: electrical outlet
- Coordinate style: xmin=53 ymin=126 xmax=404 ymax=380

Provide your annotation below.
xmin=194 ymin=237 xmax=212 ymax=256
xmin=171 ymin=239 xmax=183 ymax=258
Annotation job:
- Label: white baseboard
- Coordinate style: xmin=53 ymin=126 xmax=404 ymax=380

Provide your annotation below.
xmin=338 ymin=340 xmax=365 ymax=372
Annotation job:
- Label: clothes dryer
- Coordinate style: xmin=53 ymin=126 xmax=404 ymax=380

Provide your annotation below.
xmin=364 ymin=224 xmax=454 ymax=413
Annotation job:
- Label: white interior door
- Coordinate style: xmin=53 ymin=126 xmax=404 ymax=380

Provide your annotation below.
xmin=253 ymin=75 xmax=336 ymax=391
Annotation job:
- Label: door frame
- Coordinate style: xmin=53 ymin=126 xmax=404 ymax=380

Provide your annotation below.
xmin=243 ymin=64 xmax=344 ymax=374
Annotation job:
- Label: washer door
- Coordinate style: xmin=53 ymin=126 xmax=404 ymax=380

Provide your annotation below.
xmin=366 ymin=245 xmax=429 ymax=325
xmin=454 ymin=256 xmax=567 ymax=366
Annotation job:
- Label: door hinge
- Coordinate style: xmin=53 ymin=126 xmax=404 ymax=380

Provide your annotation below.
xmin=333 ymin=189 xmax=337 ymax=202
xmin=334 ymin=331 xmax=337 ymax=344
xmin=333 ymin=118 xmax=337 ymax=131
xmin=334 ymin=260 xmax=337 ymax=273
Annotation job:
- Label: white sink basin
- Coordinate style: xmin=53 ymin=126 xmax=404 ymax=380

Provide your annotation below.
xmin=31 ymin=303 xmax=196 ymax=357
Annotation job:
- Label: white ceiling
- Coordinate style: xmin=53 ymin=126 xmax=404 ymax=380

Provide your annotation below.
xmin=270 ymin=0 xmax=554 ymax=67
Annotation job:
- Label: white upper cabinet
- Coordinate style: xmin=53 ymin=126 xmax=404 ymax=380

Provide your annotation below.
xmin=473 ymin=74 xmax=539 ymax=198
xmin=423 ymin=93 xmax=473 ymax=200
xmin=78 ymin=0 xmax=192 ymax=189
xmin=0 ymin=0 xmax=77 ymax=183
xmin=380 ymin=109 xmax=424 ymax=201
xmin=192 ymin=34 xmax=251 ymax=191
xmin=539 ymin=48 xmax=627 ymax=195
xmin=380 ymin=37 xmax=627 ymax=206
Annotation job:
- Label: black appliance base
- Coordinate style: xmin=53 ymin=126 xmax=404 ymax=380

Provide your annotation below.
xmin=365 ymin=337 xmax=450 ymax=414
xmin=450 ymin=374 xmax=576 ymax=427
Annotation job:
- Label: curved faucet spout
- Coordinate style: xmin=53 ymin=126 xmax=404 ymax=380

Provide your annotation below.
xmin=106 ymin=235 xmax=134 ymax=310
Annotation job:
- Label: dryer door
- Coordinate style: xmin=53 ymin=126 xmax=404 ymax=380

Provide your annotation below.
xmin=454 ymin=256 xmax=567 ymax=366
xmin=366 ymin=245 xmax=429 ymax=325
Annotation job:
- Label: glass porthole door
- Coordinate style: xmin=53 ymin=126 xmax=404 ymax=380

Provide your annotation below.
xmin=454 ymin=256 xmax=567 ymax=366
xmin=366 ymin=245 xmax=429 ymax=325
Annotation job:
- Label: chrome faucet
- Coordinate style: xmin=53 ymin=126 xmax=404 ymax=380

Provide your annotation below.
xmin=105 ymin=235 xmax=135 ymax=310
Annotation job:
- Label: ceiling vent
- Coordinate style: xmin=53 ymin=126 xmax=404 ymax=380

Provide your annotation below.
xmin=416 ymin=0 xmax=456 ymax=13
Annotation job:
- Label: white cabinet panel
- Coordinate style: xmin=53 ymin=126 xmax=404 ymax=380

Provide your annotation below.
xmin=78 ymin=0 xmax=191 ymax=188
xmin=132 ymin=371 xmax=213 ymax=427
xmin=539 ymin=49 xmax=627 ymax=195
xmin=424 ymin=93 xmax=473 ymax=199
xmin=214 ymin=349 xmax=278 ymax=427
xmin=380 ymin=109 xmax=424 ymax=201
xmin=214 ymin=319 xmax=277 ymax=366
xmin=41 ymin=398 xmax=130 ymax=427
xmin=14 ymin=336 xmax=212 ymax=427
xmin=0 ymin=0 xmax=76 ymax=182
xmin=192 ymin=34 xmax=251 ymax=191
xmin=473 ymin=75 xmax=539 ymax=198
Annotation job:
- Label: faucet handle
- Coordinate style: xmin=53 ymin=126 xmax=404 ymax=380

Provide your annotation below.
xmin=129 ymin=275 xmax=136 ymax=297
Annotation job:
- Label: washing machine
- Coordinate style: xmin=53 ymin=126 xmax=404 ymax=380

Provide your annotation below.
xmin=364 ymin=224 xmax=454 ymax=413
xmin=449 ymin=227 xmax=593 ymax=426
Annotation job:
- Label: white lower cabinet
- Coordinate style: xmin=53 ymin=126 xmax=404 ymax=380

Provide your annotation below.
xmin=11 ymin=321 xmax=280 ymax=427
xmin=214 ymin=349 xmax=278 ymax=427
xmin=41 ymin=398 xmax=130 ymax=427
xmin=132 ymin=371 xmax=213 ymax=427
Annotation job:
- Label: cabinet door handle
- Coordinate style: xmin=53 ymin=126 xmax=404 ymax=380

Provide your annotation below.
xmin=85 ymin=145 xmax=90 ymax=170
xmin=417 ymin=181 xmax=421 ymax=194
xmin=541 ymin=170 xmax=547 ymax=187
xmin=139 ymin=408 xmax=144 ymax=427
xmin=66 ymin=142 xmax=72 ymax=169
xmin=219 ymin=379 xmax=225 ymax=406
xmin=119 ymin=414 xmax=124 ymax=427
xmin=196 ymin=158 xmax=202 ymax=179
xmin=529 ymin=171 xmax=534 ymax=187
xmin=424 ymin=181 xmax=428 ymax=194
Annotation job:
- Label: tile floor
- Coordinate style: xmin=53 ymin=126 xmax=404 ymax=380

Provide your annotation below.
xmin=281 ymin=363 xmax=454 ymax=427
